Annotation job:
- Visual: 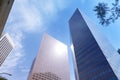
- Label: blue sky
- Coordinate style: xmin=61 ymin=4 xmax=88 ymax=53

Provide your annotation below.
xmin=0 ymin=0 xmax=120 ymax=80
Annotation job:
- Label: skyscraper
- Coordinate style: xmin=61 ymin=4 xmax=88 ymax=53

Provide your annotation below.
xmin=0 ymin=0 xmax=14 ymax=36
xmin=69 ymin=9 xmax=118 ymax=80
xmin=28 ymin=33 xmax=70 ymax=80
xmin=0 ymin=33 xmax=14 ymax=66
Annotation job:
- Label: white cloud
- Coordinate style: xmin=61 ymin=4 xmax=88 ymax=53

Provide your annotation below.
xmin=15 ymin=0 xmax=71 ymax=33
xmin=18 ymin=1 xmax=44 ymax=32
xmin=44 ymin=1 xmax=57 ymax=15
xmin=40 ymin=0 xmax=69 ymax=14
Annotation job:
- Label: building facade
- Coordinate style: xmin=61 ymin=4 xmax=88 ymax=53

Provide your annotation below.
xmin=0 ymin=33 xmax=14 ymax=66
xmin=28 ymin=33 xmax=70 ymax=80
xmin=69 ymin=9 xmax=118 ymax=80
xmin=0 ymin=0 xmax=14 ymax=35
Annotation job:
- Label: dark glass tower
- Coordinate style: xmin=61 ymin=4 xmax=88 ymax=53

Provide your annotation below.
xmin=69 ymin=9 xmax=118 ymax=80
xmin=0 ymin=0 xmax=14 ymax=36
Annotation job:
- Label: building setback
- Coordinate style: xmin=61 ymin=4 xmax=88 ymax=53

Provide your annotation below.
xmin=0 ymin=0 xmax=14 ymax=36
xmin=0 ymin=33 xmax=14 ymax=66
xmin=28 ymin=33 xmax=70 ymax=80
xmin=69 ymin=9 xmax=118 ymax=80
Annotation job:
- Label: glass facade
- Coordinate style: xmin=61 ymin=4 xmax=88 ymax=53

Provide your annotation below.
xmin=32 ymin=72 xmax=61 ymax=80
xmin=28 ymin=33 xmax=70 ymax=80
xmin=69 ymin=9 xmax=118 ymax=80
xmin=0 ymin=33 xmax=14 ymax=66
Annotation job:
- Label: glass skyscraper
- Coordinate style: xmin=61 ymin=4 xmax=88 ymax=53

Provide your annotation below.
xmin=69 ymin=9 xmax=118 ymax=80
xmin=28 ymin=33 xmax=70 ymax=80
